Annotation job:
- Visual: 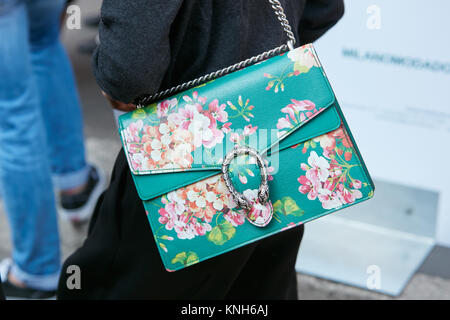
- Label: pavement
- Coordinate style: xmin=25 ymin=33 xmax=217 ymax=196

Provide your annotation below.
xmin=0 ymin=0 xmax=449 ymax=300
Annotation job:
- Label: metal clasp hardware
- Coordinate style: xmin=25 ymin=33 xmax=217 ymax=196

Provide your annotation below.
xmin=222 ymin=146 xmax=272 ymax=227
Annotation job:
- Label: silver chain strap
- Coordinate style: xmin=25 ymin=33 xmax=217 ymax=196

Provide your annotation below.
xmin=135 ymin=0 xmax=296 ymax=108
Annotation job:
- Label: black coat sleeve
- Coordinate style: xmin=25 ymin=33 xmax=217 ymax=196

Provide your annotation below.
xmin=92 ymin=0 xmax=184 ymax=103
xmin=298 ymin=0 xmax=345 ymax=44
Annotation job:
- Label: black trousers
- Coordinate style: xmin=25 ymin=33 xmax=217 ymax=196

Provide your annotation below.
xmin=57 ymin=150 xmax=304 ymax=299
xmin=0 ymin=278 xmax=4 ymax=300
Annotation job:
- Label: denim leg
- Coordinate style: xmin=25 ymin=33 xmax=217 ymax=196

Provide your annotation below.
xmin=26 ymin=0 xmax=89 ymax=190
xmin=0 ymin=1 xmax=61 ymax=290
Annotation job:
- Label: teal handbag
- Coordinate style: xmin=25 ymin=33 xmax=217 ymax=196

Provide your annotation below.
xmin=118 ymin=0 xmax=374 ymax=271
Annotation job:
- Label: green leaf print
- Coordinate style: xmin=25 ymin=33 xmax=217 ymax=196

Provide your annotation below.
xmin=273 ymin=197 xmax=304 ymax=217
xmin=293 ymin=63 xmax=310 ymax=74
xmin=131 ymin=108 xmax=147 ymax=119
xmin=171 ymin=251 xmax=199 ymax=267
xmin=207 ymin=220 xmax=236 ymax=245
xmin=227 ymin=96 xmax=255 ymax=121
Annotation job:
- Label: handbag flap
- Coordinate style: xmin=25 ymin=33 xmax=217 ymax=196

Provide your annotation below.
xmin=118 ymin=44 xmax=341 ymax=201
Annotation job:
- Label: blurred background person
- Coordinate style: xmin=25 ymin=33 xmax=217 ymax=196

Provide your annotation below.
xmin=0 ymin=0 xmax=105 ymax=299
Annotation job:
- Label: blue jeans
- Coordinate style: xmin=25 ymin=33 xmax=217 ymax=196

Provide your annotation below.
xmin=0 ymin=0 xmax=88 ymax=290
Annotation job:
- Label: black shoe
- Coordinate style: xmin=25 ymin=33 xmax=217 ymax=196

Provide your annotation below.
xmin=59 ymin=164 xmax=106 ymax=225
xmin=2 ymin=279 xmax=56 ymax=300
xmin=0 ymin=258 xmax=56 ymax=300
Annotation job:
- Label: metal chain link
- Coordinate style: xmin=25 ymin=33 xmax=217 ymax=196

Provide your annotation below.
xmin=135 ymin=0 xmax=296 ymax=108
xmin=268 ymin=0 xmax=296 ymax=46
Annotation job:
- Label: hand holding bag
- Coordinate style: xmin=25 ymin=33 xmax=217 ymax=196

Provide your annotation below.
xmin=118 ymin=0 xmax=374 ymax=271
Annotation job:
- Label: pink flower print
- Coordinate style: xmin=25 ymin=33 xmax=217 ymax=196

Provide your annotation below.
xmin=171 ymin=126 xmax=193 ymax=144
xmin=276 ymin=115 xmax=293 ymax=130
xmin=202 ymin=127 xmax=225 ymax=149
xmin=313 ymin=134 xmax=336 ymax=152
xmin=167 ymin=191 xmax=186 ymax=208
xmin=328 ymin=160 xmax=343 ymax=178
xmin=190 ymin=91 xmax=207 ymax=105
xmin=129 ymin=119 xmax=143 ymax=134
xmin=350 ymin=179 xmax=362 ymax=189
xmin=288 ymin=99 xmax=316 ymax=112
xmin=307 ymin=151 xmax=330 ymax=182
xmin=169 ymin=104 xmax=199 ymax=130
xmin=318 ymin=188 xmax=343 ymax=210
xmin=243 ymin=189 xmax=273 ymax=227
xmin=280 ymin=106 xmax=297 ymax=123
xmin=214 ymin=177 xmax=231 ymax=196
xmin=158 ymin=193 xmax=187 ymax=231
xmin=174 ymin=221 xmax=196 ymax=240
xmin=171 ymin=143 xmax=194 ymax=168
xmin=275 ymin=100 xmax=320 ymax=138
xmin=189 ymin=112 xmax=213 ymax=148
xmin=281 ymin=99 xmax=315 ymax=123
xmin=331 ymin=128 xmax=353 ymax=149
xmin=205 ymin=191 xmax=225 ymax=211
xmin=124 ymin=119 xmax=144 ymax=144
xmin=287 ymin=47 xmax=319 ymax=69
xmin=243 ymin=124 xmax=258 ymax=136
xmin=229 ymin=132 xmax=242 ymax=144
xmin=127 ymin=142 xmax=141 ymax=155
xmin=221 ymin=122 xmax=232 ymax=133
xmin=238 ymin=173 xmax=248 ymax=185
xmin=193 ymin=220 xmax=212 ymax=236
xmin=183 ymin=91 xmax=207 ymax=110
xmin=183 ymin=94 xmax=193 ymax=102
xmin=207 ymin=99 xmax=228 ymax=123
xmin=246 ymin=169 xmax=255 ymax=177
xmin=159 ymin=176 xmax=234 ymax=240
xmin=130 ymin=153 xmax=145 ymax=171
xmin=157 ymin=98 xmax=177 ymax=118
xmin=276 ymin=116 xmax=293 ymax=138
xmin=187 ymin=189 xmax=207 ymax=210
xmin=150 ymin=140 xmax=163 ymax=162
xmin=336 ymin=183 xmax=363 ymax=204
xmin=224 ymin=209 xmax=246 ymax=227
xmin=144 ymin=125 xmax=161 ymax=140
xmin=158 ymin=208 xmax=176 ymax=230
xmin=267 ymin=165 xmax=274 ymax=181
xmin=298 ymin=174 xmax=319 ymax=200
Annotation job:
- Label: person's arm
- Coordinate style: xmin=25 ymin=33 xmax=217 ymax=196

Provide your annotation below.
xmin=298 ymin=0 xmax=345 ymax=44
xmin=92 ymin=0 xmax=184 ymax=105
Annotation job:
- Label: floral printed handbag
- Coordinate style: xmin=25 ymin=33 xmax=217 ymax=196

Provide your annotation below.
xmin=118 ymin=0 xmax=375 ymax=271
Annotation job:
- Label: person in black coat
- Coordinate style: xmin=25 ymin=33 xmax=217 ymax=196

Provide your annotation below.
xmin=58 ymin=0 xmax=344 ymax=299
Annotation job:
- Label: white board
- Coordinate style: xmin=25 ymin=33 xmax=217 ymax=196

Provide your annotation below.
xmin=314 ymin=0 xmax=450 ymax=246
